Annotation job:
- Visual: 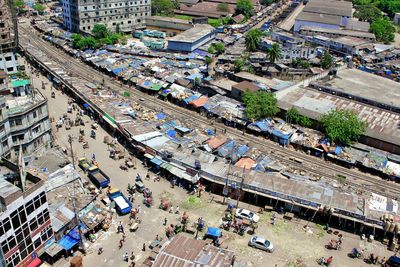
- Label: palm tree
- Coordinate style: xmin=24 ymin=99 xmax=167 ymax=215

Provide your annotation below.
xmin=268 ymin=43 xmax=280 ymax=65
xmin=245 ymin=29 xmax=262 ymax=52
xmin=266 ymin=43 xmax=280 ymax=74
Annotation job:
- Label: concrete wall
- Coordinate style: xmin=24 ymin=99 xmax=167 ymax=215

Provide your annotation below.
xmin=146 ymin=18 xmax=193 ymax=32
xmin=0 ymin=52 xmax=18 ymax=74
xmin=167 ymin=30 xmax=215 ymax=52
xmin=294 ymin=20 xmax=340 ymax=32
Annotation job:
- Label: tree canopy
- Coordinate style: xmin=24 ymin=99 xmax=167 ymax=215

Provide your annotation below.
xmin=354 ymin=4 xmax=382 ymax=22
xmin=234 ymin=58 xmax=245 ymax=72
xmin=292 ymin=58 xmax=310 ymax=69
xmin=242 ymin=91 xmax=279 ymax=120
xmin=267 ymin=43 xmax=280 ymax=64
xmin=236 ymin=0 xmax=254 ymax=18
xmin=321 ymin=52 xmax=333 ymax=69
xmin=92 ymin=24 xmax=108 ymax=39
xmin=320 ymin=109 xmax=367 ymax=146
xmin=370 ymin=17 xmax=395 ymax=43
xmin=285 ymin=107 xmax=312 ymax=127
xmin=217 ymin=2 xmax=230 ymax=12
xmin=245 ymin=29 xmax=262 ymax=52
xmin=33 ymin=3 xmax=45 ymax=12
xmin=151 ymin=0 xmax=179 ymax=15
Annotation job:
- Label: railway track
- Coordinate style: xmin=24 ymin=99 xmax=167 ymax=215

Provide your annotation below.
xmin=18 ymin=26 xmax=400 ymax=199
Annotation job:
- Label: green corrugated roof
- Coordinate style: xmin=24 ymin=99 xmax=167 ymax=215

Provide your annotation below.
xmin=11 ymin=80 xmax=30 ymax=88
xmin=149 ymin=84 xmax=162 ymax=91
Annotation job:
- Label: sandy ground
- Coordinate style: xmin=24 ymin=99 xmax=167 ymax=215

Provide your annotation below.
xmin=20 ymin=57 xmax=394 ymax=267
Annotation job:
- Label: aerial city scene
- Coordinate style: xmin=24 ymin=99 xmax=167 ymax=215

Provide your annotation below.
xmin=0 ymin=0 xmax=400 ymax=266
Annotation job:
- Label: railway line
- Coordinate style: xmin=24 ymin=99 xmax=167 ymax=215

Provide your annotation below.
xmin=18 ymin=25 xmax=400 ymax=200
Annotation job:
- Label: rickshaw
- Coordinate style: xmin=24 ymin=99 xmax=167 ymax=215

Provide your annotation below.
xmin=135 ymin=181 xmax=145 ymax=193
xmin=90 ymin=130 xmax=96 ymax=139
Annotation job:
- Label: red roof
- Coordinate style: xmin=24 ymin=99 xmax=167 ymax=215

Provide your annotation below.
xmin=206 ymin=135 xmax=227 ymax=149
xmin=235 ymin=158 xmax=255 ymax=169
xmin=190 ymin=96 xmax=208 ymax=108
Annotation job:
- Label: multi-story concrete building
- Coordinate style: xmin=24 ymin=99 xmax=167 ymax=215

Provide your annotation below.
xmin=62 ymin=0 xmax=151 ymax=33
xmin=0 ymin=79 xmax=52 ymax=160
xmin=0 ymin=158 xmax=53 ymax=267
xmin=0 ymin=0 xmax=18 ymax=74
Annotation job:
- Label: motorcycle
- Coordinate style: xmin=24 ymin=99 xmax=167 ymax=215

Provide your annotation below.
xmin=349 ymin=248 xmax=363 ymax=259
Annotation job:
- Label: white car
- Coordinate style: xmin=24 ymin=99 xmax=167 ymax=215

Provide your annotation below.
xmin=235 ymin=208 xmax=260 ymax=223
xmin=248 ymin=236 xmax=274 ymax=252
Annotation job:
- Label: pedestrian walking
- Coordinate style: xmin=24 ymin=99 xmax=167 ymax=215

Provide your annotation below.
xmin=163 ymin=217 xmax=168 ymax=226
xmin=92 ymin=153 xmax=96 ymax=161
xmin=123 ymin=252 xmax=129 ymax=262
xmin=137 ymin=205 xmax=141 ymax=214
xmin=169 ymin=206 xmax=174 ymax=213
xmin=142 ymin=243 xmax=146 ymax=251
xmin=175 ymin=206 xmax=180 ymax=214
xmin=130 ymin=252 xmax=135 ymax=261
xmin=155 ymin=234 xmax=159 ymax=241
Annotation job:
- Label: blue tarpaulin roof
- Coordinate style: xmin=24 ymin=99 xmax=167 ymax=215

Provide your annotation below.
xmin=206 ymin=227 xmax=221 ymax=237
xmin=175 ymin=126 xmax=191 ymax=133
xmin=156 ymin=113 xmax=166 ymax=119
xmin=183 ymin=95 xmax=199 ymax=104
xmin=113 ymin=68 xmax=126 ymax=75
xmin=167 ymin=129 xmax=177 ymax=137
xmin=58 ymin=224 xmax=87 ymax=250
xmin=150 ymin=157 xmax=164 ymax=166
xmin=250 ymin=119 xmax=272 ymax=132
xmin=217 ymin=140 xmax=236 ymax=157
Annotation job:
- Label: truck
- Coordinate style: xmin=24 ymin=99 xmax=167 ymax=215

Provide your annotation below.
xmin=78 ymin=157 xmax=93 ymax=171
xmin=108 ymin=188 xmax=132 ymax=215
xmin=87 ymin=166 xmax=111 ymax=188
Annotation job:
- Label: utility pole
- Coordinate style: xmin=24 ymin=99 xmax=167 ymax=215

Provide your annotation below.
xmin=236 ymin=167 xmax=245 ymax=209
xmin=71 ymin=189 xmax=86 ymax=255
xmin=223 ymin=162 xmax=231 ymax=204
xmin=68 ymin=134 xmax=76 ymax=169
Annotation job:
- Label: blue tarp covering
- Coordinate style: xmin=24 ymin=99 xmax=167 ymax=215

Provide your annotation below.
xmin=113 ymin=68 xmax=126 ymax=75
xmin=206 ymin=129 xmax=214 ymax=135
xmin=334 ymin=146 xmax=342 ymax=155
xmin=183 ymin=95 xmax=199 ymax=104
xmin=167 ymin=129 xmax=177 ymax=137
xmin=217 ymin=140 xmax=236 ymax=157
xmin=236 ymin=145 xmax=249 ymax=157
xmin=83 ymin=103 xmax=89 ymax=108
xmin=156 ymin=113 xmax=166 ymax=119
xmin=58 ymin=224 xmax=87 ymax=250
xmin=250 ymin=119 xmax=272 ymax=132
xmin=150 ymin=157 xmax=164 ymax=166
xmin=206 ymin=227 xmax=221 ymax=237
xmin=271 ymin=129 xmax=291 ymax=145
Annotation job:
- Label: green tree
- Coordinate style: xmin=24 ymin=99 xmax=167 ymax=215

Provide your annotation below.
xmin=14 ymin=0 xmax=25 ymax=8
xmin=208 ymin=45 xmax=216 ymax=54
xmin=217 ymin=2 xmax=230 ymax=12
xmin=234 ymin=58 xmax=245 ymax=72
xmin=370 ymin=18 xmax=395 ymax=43
xmin=33 ymin=3 xmax=45 ymax=12
xmin=119 ymin=35 xmax=128 ymax=45
xmin=71 ymin=33 xmax=83 ymax=48
xmin=267 ymin=43 xmax=280 ymax=65
xmin=245 ymin=29 xmax=262 ymax=52
xmin=214 ymin=42 xmax=225 ymax=54
xmin=236 ymin=0 xmax=254 ymax=18
xmin=92 ymin=24 xmax=108 ymax=39
xmin=354 ymin=4 xmax=382 ymax=23
xmin=242 ymin=91 xmax=279 ymax=120
xmin=321 ymin=52 xmax=333 ymax=69
xmin=292 ymin=58 xmax=310 ymax=69
xmin=151 ymin=0 xmax=179 ymax=15
xmin=76 ymin=37 xmax=98 ymax=49
xmin=376 ymin=0 xmax=400 ymax=16
xmin=286 ymin=107 xmax=313 ymax=127
xmin=320 ymin=109 xmax=367 ymax=145
xmin=205 ymin=56 xmax=212 ymax=68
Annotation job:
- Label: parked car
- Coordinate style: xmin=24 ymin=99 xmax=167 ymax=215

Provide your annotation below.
xmin=248 ymin=236 xmax=274 ymax=252
xmin=235 ymin=208 xmax=260 ymax=223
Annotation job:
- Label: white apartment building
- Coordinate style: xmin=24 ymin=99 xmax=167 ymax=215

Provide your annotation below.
xmin=0 ymin=0 xmax=18 ymax=74
xmin=0 ymin=77 xmax=52 ymax=161
xmin=62 ymin=0 xmax=151 ymax=33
